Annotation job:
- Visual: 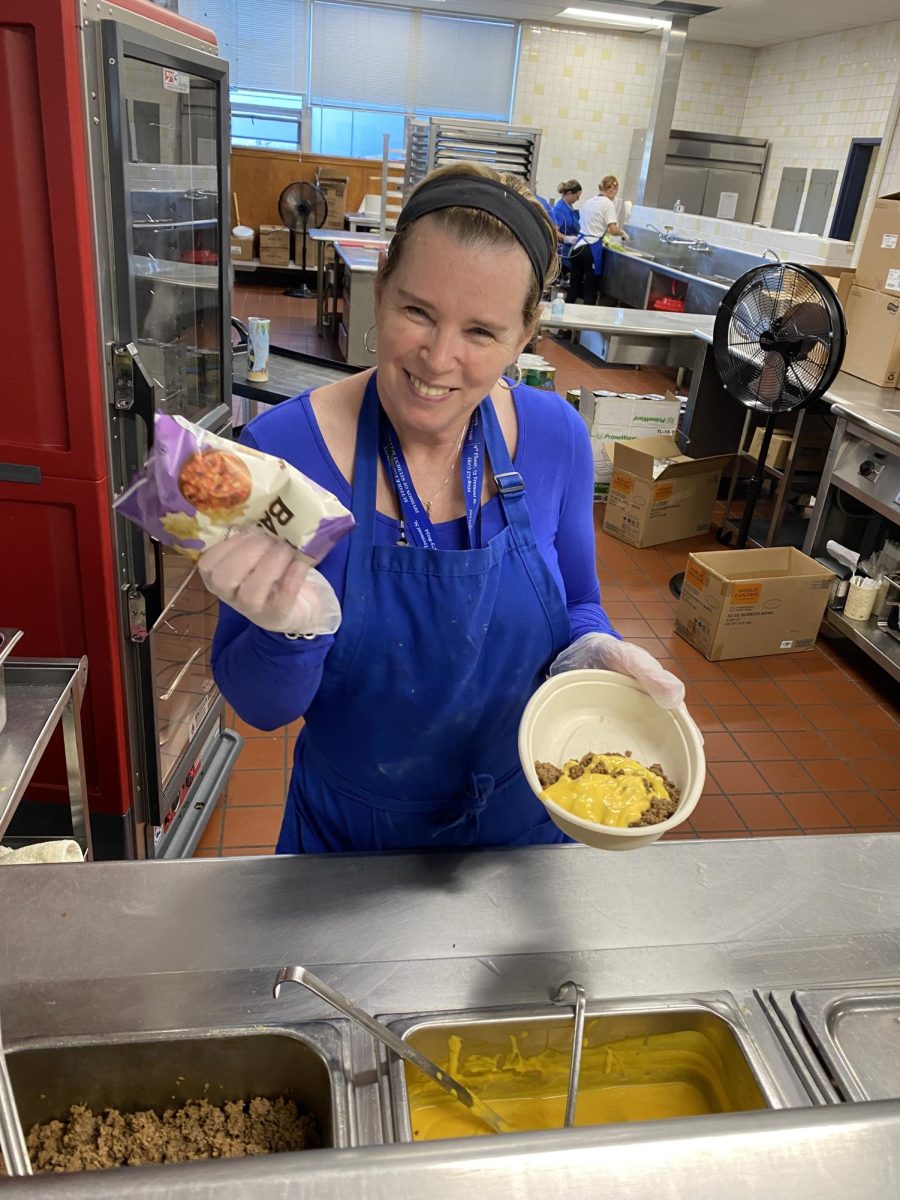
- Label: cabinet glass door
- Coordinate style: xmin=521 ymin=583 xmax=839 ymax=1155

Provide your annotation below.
xmin=121 ymin=58 xmax=223 ymax=425
xmin=102 ymin=23 xmax=229 ymax=834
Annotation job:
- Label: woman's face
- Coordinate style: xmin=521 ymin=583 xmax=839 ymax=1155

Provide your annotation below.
xmin=566 ymin=188 xmax=582 ymax=203
xmin=375 ymin=218 xmax=533 ymax=439
xmin=603 ymin=181 xmax=619 ymax=199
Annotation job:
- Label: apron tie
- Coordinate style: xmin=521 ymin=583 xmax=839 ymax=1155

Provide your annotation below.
xmin=431 ymin=772 xmax=496 ymax=839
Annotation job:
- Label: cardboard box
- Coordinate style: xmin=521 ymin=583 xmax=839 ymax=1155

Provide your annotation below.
xmin=842 ymin=285 xmax=900 ymax=388
xmin=317 ymin=175 xmax=349 ymax=230
xmin=807 ymin=266 xmax=855 ymax=308
xmin=602 ymin=436 xmax=732 ymax=548
xmin=259 ymin=224 xmax=290 ymax=266
xmin=674 ymin=547 xmax=833 ymax=661
xmin=584 ymin=391 xmax=681 ymax=497
xmin=747 ymin=427 xmax=792 ymax=471
xmin=230 ymin=229 xmax=255 ymax=261
xmin=855 ymin=192 xmax=900 ymax=296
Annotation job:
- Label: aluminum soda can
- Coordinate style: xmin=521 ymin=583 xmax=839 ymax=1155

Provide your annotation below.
xmin=565 ymin=388 xmax=580 ymax=410
xmin=247 ymin=316 xmax=270 ymax=382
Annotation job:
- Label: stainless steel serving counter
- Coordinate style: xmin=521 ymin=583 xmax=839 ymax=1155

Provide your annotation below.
xmin=0 ymin=834 xmax=898 ymax=1195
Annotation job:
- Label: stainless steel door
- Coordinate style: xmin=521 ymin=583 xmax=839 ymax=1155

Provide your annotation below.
xmin=659 ymin=165 xmax=707 ymax=215
xmin=701 ymin=169 xmax=761 ymax=223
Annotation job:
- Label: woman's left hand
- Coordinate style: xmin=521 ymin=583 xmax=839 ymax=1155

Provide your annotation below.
xmin=549 ymin=632 xmax=685 ymax=709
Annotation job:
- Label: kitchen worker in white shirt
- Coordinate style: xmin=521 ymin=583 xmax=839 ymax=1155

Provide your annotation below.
xmin=568 ymin=175 xmax=629 ymax=307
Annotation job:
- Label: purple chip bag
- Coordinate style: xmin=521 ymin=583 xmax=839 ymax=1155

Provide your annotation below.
xmin=114 ymin=414 xmax=206 ymax=552
xmin=114 ymin=412 xmax=354 ymax=561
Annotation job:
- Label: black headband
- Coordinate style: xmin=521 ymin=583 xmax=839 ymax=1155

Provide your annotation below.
xmin=395 ymin=176 xmax=555 ymax=289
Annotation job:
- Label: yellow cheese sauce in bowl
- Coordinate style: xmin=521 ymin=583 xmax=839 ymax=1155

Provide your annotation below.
xmin=541 ymin=753 xmax=671 ymax=827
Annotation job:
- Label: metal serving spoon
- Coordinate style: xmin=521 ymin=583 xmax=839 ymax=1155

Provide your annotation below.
xmin=551 ymin=980 xmax=586 ymax=1128
xmin=0 ymin=1006 xmax=32 ymax=1175
xmin=273 ymin=965 xmax=510 ymax=1135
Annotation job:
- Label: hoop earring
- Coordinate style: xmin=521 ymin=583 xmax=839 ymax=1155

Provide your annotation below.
xmin=364 ymin=324 xmax=378 ymax=355
xmin=499 ymin=363 xmax=522 ymax=390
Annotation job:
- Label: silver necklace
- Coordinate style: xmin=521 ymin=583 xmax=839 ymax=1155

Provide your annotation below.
xmin=420 ymin=421 xmax=469 ymax=515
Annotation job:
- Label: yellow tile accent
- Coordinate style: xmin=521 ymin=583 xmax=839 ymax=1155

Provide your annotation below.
xmin=574 ymin=130 xmax=583 ymax=141
xmin=563 ymin=65 xmax=573 ymax=78
xmin=578 ymin=87 xmax=588 ymax=100
xmin=635 ymin=63 xmax=645 ymax=75
xmin=702 ymin=82 xmax=711 ymax=94
xmin=575 ymin=44 xmax=585 ymax=57
xmin=534 ymin=82 xmax=544 ymax=95
xmin=618 ymin=113 xmax=630 ymax=125
xmin=558 ymin=106 xmax=569 ymax=118
xmin=614 ymin=81 xmax=624 ymax=94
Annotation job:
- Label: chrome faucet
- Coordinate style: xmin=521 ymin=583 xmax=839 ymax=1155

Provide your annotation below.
xmin=763 ymin=247 xmax=781 ymax=262
xmin=645 ymin=224 xmax=709 ymax=251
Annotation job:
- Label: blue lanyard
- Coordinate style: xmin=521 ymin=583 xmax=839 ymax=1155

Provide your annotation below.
xmin=378 ymin=405 xmax=485 ymax=550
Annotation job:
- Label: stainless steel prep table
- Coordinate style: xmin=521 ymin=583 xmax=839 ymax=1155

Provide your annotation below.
xmin=802 ymin=374 xmax=900 ymax=679
xmin=0 ymin=834 xmax=898 ymax=1196
xmin=308 ymin=228 xmax=390 ymax=332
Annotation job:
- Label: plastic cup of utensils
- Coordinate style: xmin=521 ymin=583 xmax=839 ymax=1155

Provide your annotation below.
xmin=518 ymin=669 xmax=705 ymax=851
xmin=843 ymin=576 xmax=879 ymax=622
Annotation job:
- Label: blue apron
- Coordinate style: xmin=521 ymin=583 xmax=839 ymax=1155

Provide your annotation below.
xmin=573 ymin=235 xmax=604 ymax=276
xmin=276 ymin=373 xmax=572 ymax=853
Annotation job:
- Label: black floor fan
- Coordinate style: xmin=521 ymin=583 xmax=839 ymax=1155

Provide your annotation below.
xmin=278 ymin=181 xmax=328 ymax=298
xmin=669 ymin=263 xmax=846 ymax=598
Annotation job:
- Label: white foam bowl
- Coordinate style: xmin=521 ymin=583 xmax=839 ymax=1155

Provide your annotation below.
xmin=519 ymin=670 xmax=705 ymax=850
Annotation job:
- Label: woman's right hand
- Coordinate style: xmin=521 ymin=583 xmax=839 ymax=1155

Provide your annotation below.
xmin=199 ymin=530 xmax=342 ymax=637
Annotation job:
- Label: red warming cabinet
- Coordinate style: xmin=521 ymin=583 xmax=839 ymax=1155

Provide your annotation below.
xmin=0 ymin=0 xmax=240 ymax=857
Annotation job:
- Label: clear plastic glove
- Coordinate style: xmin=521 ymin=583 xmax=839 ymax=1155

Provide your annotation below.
xmin=549 ymin=632 xmax=685 ymax=710
xmin=563 ymin=234 xmax=578 ymax=244
xmin=199 ymin=529 xmax=341 ymax=637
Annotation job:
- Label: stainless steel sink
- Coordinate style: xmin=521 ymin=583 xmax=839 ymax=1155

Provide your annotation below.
xmin=382 ymin=995 xmax=781 ymax=1142
xmin=3 ymin=1024 xmax=353 ymax=1173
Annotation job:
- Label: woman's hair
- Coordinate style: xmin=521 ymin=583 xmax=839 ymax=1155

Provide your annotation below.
xmin=379 ymin=162 xmax=559 ymax=334
xmin=557 ymin=179 xmax=582 ymax=195
xmin=600 ymin=175 xmax=619 ymax=192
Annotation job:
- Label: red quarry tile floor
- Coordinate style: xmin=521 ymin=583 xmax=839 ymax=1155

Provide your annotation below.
xmin=199 ymin=289 xmax=900 ymax=857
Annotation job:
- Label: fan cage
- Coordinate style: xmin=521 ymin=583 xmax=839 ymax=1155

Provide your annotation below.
xmin=714 ymin=263 xmax=845 ymax=415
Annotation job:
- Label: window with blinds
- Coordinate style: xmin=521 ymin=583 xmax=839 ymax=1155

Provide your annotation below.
xmin=179 ymin=0 xmax=307 ymax=93
xmin=309 ymin=1 xmax=517 ymax=119
xmin=178 ymin=1 xmax=519 ymax=155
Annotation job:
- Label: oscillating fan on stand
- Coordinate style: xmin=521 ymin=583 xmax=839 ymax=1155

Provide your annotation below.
xmin=669 ymin=263 xmax=846 ymax=597
xmin=278 ymin=181 xmax=328 ymax=298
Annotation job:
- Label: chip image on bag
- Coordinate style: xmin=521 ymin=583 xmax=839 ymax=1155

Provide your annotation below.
xmin=114 ymin=413 xmax=354 ymax=563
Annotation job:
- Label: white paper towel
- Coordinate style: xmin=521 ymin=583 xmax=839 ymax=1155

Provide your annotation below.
xmin=0 ymin=840 xmax=85 ymax=864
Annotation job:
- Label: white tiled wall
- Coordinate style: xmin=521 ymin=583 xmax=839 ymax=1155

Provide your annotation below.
xmin=674 ymin=41 xmax=754 ymax=135
xmin=513 ymin=26 xmax=754 ymax=203
xmin=741 ymin=22 xmax=900 ymax=229
xmin=513 ymin=24 xmax=659 ymax=202
xmin=513 ymin=18 xmax=900 ymax=260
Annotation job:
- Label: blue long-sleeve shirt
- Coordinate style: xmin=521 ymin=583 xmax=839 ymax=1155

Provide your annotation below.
xmin=212 ymin=384 xmax=616 ymax=731
xmin=552 ymin=197 xmax=580 ymax=239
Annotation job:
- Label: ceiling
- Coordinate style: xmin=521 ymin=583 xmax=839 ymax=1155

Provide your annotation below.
xmin=364 ymin=0 xmax=900 ymax=48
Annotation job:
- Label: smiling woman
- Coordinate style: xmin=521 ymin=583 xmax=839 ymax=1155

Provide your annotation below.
xmin=200 ymin=162 xmax=685 ymax=855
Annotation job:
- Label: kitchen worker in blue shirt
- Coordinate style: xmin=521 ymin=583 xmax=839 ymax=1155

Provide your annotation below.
xmin=568 ymin=174 xmax=628 ymax=306
xmin=551 ymin=178 xmax=582 ymax=274
xmin=200 ymin=162 xmax=684 ymax=855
